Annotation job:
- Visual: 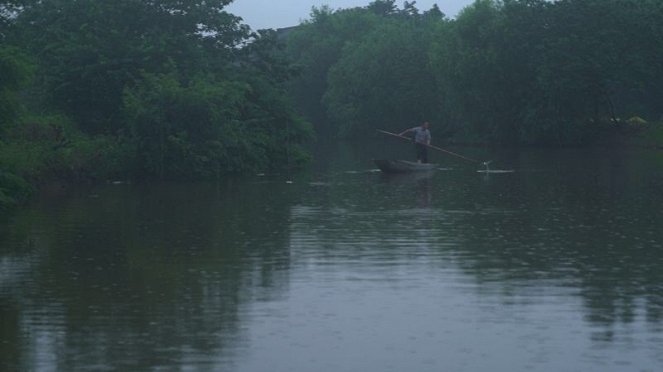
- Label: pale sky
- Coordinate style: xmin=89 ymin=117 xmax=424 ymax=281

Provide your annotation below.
xmin=226 ymin=0 xmax=475 ymax=30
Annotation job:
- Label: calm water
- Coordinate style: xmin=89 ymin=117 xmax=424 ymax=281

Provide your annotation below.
xmin=2 ymin=142 xmax=663 ymax=371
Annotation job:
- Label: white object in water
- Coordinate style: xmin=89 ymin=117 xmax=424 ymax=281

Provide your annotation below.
xmin=477 ymin=169 xmax=515 ymax=174
xmin=482 ymin=160 xmax=493 ymax=172
xmin=477 ymin=160 xmax=514 ymax=173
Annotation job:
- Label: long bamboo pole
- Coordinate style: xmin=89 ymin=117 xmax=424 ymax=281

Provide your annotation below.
xmin=377 ymin=129 xmax=482 ymax=164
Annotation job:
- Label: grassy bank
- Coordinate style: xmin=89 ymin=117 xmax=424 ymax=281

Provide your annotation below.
xmin=0 ymin=112 xmax=311 ymax=212
xmin=0 ymin=115 xmax=134 ymax=211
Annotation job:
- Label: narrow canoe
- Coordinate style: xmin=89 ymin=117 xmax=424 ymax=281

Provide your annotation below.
xmin=374 ymin=159 xmax=437 ymax=173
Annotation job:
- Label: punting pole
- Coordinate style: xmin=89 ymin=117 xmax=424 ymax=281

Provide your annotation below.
xmin=377 ymin=129 xmax=486 ymax=165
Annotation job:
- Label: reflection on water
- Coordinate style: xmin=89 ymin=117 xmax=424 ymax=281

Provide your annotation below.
xmin=2 ymin=144 xmax=663 ymax=371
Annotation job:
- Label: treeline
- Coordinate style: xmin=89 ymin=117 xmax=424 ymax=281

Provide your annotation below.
xmin=286 ymin=0 xmax=663 ymax=143
xmin=0 ymin=0 xmax=311 ymax=209
xmin=2 ymin=0 xmax=663 ymax=209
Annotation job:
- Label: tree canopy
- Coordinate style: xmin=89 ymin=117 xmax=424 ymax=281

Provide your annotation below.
xmin=286 ymin=0 xmax=663 ymax=144
xmin=0 ymin=0 xmax=311 ymax=188
xmin=2 ymin=0 xmax=663 ymax=209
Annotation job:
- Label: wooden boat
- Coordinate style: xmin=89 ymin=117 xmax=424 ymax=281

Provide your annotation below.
xmin=374 ymin=159 xmax=437 ymax=173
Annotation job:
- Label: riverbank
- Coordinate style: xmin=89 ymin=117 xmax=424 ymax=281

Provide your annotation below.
xmin=3 ymin=121 xmax=662 ymax=213
xmin=0 ymin=116 xmax=133 ymax=211
xmin=440 ymin=120 xmax=663 ymax=149
xmin=0 ymin=118 xmax=310 ymax=212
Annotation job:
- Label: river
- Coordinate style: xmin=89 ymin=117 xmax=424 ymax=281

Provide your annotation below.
xmin=2 ymin=142 xmax=663 ymax=371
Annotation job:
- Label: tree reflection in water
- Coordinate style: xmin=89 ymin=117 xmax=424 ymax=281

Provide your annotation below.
xmin=2 ymin=146 xmax=663 ymax=370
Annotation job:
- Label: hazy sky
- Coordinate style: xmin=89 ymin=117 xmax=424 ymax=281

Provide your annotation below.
xmin=226 ymin=0 xmax=475 ymax=30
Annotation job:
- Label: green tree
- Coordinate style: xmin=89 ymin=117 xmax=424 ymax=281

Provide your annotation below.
xmin=0 ymin=42 xmax=33 ymax=209
xmin=286 ymin=6 xmax=381 ymax=132
xmin=540 ymin=0 xmax=663 ymax=126
xmin=430 ymin=0 xmax=507 ymax=141
xmin=0 ymin=46 xmax=31 ymax=131
xmin=124 ymin=70 xmax=310 ymax=179
xmin=2 ymin=0 xmax=311 ymax=189
xmin=367 ymin=0 xmax=398 ymax=16
xmin=324 ymin=18 xmax=440 ymax=137
xmin=286 ymin=2 xmax=445 ymax=137
xmin=13 ymin=0 xmax=247 ymax=134
xmin=430 ymin=0 xmax=663 ymax=144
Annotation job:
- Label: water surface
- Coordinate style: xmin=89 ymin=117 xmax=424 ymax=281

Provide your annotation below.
xmin=2 ymin=143 xmax=663 ymax=371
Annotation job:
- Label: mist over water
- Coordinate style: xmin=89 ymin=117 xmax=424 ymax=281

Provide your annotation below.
xmin=2 ymin=142 xmax=663 ymax=371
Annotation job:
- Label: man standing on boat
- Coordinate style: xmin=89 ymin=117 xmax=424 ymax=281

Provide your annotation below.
xmin=399 ymin=122 xmax=431 ymax=163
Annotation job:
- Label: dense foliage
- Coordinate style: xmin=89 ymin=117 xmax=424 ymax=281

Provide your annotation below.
xmin=123 ymin=70 xmax=310 ymax=179
xmin=287 ymin=0 xmax=663 ymax=143
xmin=0 ymin=0 xmax=311 ymax=209
xmin=2 ymin=0 xmax=663 ymax=210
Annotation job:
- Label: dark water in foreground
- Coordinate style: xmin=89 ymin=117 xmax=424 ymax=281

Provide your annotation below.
xmin=2 ymin=142 xmax=663 ymax=371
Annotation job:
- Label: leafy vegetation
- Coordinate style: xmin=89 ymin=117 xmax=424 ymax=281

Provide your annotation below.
xmin=286 ymin=0 xmax=663 ymax=144
xmin=2 ymin=0 xmax=663 ymax=210
xmin=0 ymin=0 xmax=311 ymax=209
xmin=123 ymin=70 xmax=310 ymax=179
xmin=325 ymin=14 xmax=441 ymax=137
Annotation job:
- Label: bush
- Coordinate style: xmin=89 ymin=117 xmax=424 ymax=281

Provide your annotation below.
xmin=0 ymin=114 xmax=136 ymax=182
xmin=123 ymin=72 xmax=312 ymax=179
xmin=0 ymin=170 xmax=32 ymax=210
